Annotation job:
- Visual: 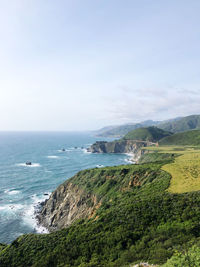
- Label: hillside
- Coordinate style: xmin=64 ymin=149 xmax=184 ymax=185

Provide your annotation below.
xmin=95 ymin=120 xmax=160 ymax=137
xmin=141 ymin=145 xmax=200 ymax=193
xmin=94 ymin=115 xmax=200 ymax=138
xmin=159 ymin=129 xmax=200 ymax=146
xmin=1 ymin=153 xmax=200 ymax=266
xmin=123 ymin=126 xmax=172 ymax=142
xmin=158 ymin=114 xmax=200 ymax=133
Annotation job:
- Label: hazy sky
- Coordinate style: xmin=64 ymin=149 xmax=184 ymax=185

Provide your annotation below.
xmin=1 ymin=0 xmax=200 ymax=131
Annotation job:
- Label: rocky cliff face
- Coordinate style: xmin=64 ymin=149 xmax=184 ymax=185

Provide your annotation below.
xmin=37 ymin=181 xmax=99 ymax=232
xmin=88 ymin=140 xmax=148 ymax=161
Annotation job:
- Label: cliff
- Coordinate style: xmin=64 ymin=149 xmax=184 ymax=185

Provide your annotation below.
xmin=37 ymin=161 xmax=160 ymax=232
xmin=37 ymin=180 xmax=100 ymax=232
xmin=88 ymin=140 xmax=148 ymax=160
xmin=88 ymin=127 xmax=171 ymax=159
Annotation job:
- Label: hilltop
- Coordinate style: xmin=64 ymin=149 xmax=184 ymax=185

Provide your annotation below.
xmin=123 ymin=126 xmax=172 ymax=142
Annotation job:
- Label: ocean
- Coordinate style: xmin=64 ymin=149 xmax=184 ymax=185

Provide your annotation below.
xmin=0 ymin=132 xmax=131 ymax=244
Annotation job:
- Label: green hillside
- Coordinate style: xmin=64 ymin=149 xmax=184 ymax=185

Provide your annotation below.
xmin=94 ymin=115 xmax=200 ymax=138
xmin=158 ymin=114 xmax=200 ymax=133
xmin=96 ymin=123 xmax=146 ymax=137
xmin=95 ymin=120 xmax=160 ymax=137
xmin=123 ymin=126 xmax=172 ymax=142
xmin=1 ymin=156 xmax=200 ymax=266
xmin=159 ymin=129 xmax=200 ymax=146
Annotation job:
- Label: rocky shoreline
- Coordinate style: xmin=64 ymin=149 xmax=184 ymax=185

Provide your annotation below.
xmin=87 ymin=140 xmax=148 ymax=162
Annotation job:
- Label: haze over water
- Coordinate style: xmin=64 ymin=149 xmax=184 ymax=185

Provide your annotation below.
xmin=0 ymin=132 xmax=131 ymax=243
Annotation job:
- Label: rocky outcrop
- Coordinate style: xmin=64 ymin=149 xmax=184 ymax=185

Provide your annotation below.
xmin=37 ymin=181 xmax=99 ymax=232
xmin=88 ymin=140 xmax=148 ymax=161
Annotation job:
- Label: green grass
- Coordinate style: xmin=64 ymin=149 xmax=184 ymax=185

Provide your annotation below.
xmin=163 ymin=151 xmax=200 ymax=193
xmin=142 ymin=145 xmax=200 ymax=193
xmin=139 ymin=152 xmax=178 ymax=164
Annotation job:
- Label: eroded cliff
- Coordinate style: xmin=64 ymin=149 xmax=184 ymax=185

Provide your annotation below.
xmin=37 ymin=180 xmax=100 ymax=231
xmin=37 ymin=163 xmax=157 ymax=232
xmin=88 ymin=140 xmax=148 ymax=161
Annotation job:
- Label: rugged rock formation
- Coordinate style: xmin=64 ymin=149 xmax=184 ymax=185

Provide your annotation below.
xmin=88 ymin=140 xmax=149 ymax=161
xmin=37 ymin=181 xmax=99 ymax=232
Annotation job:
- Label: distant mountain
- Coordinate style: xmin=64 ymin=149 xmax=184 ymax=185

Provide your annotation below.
xmin=95 ymin=120 xmax=160 ymax=137
xmin=159 ymin=129 xmax=200 ymax=146
xmin=93 ymin=125 xmax=118 ymax=136
xmin=95 ymin=115 xmax=200 ymax=137
xmin=123 ymin=126 xmax=172 ymax=142
xmin=158 ymin=115 xmax=200 ymax=133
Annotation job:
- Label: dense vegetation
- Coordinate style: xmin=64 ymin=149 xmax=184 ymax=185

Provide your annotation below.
xmin=163 ymin=244 xmax=200 ymax=266
xmin=159 ymin=129 xmax=200 ymax=146
xmin=1 ymin=154 xmax=200 ymax=266
xmin=123 ymin=126 xmax=172 ymax=142
xmin=158 ymin=114 xmax=200 ymax=133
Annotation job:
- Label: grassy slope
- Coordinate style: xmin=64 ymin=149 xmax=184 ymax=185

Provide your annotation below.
xmin=158 ymin=115 xmax=200 ymax=133
xmin=1 ymin=155 xmax=200 ymax=266
xmin=162 ymin=148 xmax=200 ymax=193
xmin=138 ymin=152 xmax=178 ymax=164
xmin=142 ymin=146 xmax=200 ymax=194
xmin=123 ymin=126 xmax=172 ymax=142
xmin=159 ymin=129 xmax=200 ymax=146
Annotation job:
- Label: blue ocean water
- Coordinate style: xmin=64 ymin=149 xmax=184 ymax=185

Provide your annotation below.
xmin=0 ymin=132 xmax=131 ymax=244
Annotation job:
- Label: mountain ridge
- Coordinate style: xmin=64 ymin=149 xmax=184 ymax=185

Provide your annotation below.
xmin=95 ymin=115 xmax=200 ymax=137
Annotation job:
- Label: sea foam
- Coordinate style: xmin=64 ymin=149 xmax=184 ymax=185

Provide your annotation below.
xmin=96 ymin=164 xmax=104 ymax=168
xmin=4 ymin=189 xmax=21 ymax=195
xmin=21 ymin=193 xmax=50 ymax=234
xmin=83 ymin=148 xmax=91 ymax=154
xmin=16 ymin=163 xmax=41 ymax=168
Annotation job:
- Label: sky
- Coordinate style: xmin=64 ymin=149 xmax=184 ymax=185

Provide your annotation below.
xmin=0 ymin=0 xmax=200 ymax=131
